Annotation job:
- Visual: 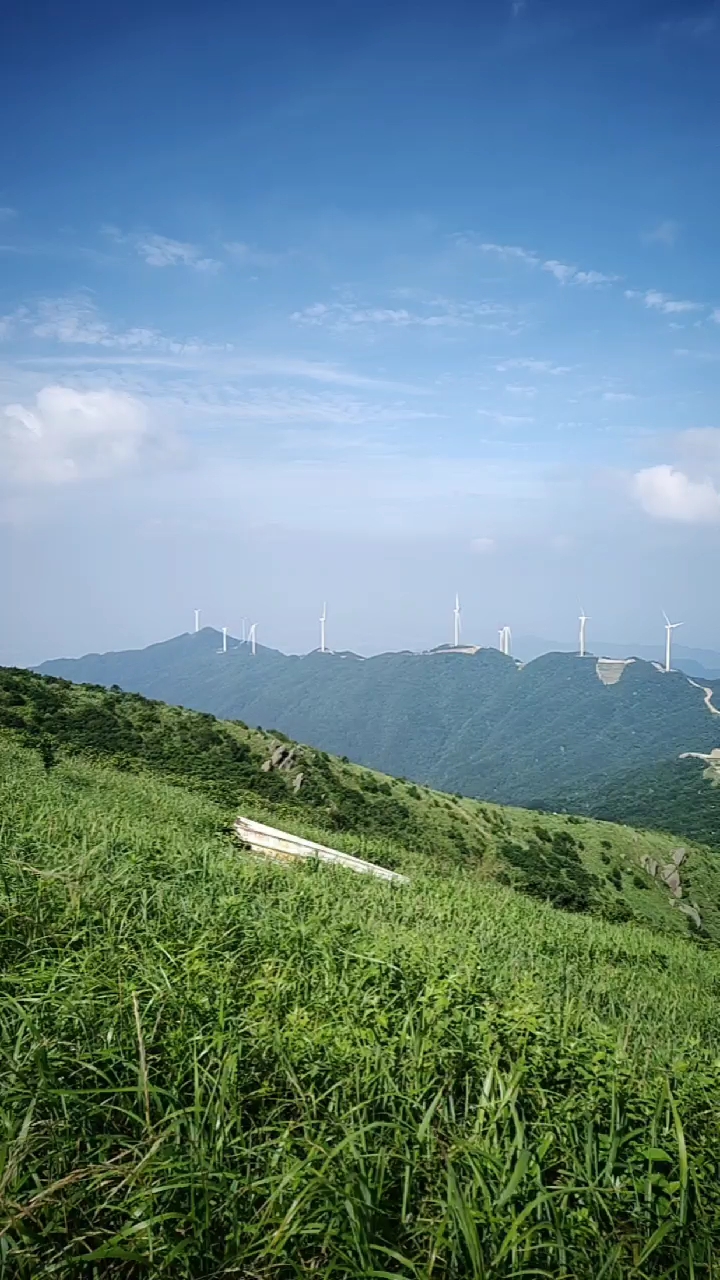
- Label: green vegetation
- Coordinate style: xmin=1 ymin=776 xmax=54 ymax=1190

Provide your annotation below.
xmin=3 ymin=669 xmax=720 ymax=1273
xmin=37 ymin=631 xmax=720 ymax=810
xmin=3 ymin=737 xmax=720 ymax=1276
xmin=3 ymin=666 xmax=719 ymax=940
xmin=499 ymin=827 xmax=600 ymax=913
xmin=568 ymin=755 xmax=720 ymax=850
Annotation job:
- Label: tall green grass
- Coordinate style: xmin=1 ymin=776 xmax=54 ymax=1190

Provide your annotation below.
xmin=2 ymin=739 xmax=720 ymax=1277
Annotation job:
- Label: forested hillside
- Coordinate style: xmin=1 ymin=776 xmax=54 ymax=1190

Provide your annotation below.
xmin=566 ymin=754 xmax=720 ymax=847
xmin=38 ymin=629 xmax=720 ymax=808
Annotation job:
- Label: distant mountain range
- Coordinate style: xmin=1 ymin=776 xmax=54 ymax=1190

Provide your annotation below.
xmin=36 ymin=630 xmax=720 ymax=818
xmin=514 ymin=635 xmax=720 ymax=679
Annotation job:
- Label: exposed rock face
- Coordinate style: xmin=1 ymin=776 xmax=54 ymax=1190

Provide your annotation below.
xmin=660 ymin=865 xmax=683 ymax=898
xmin=292 ymin=772 xmax=304 ymax=793
xmin=595 ymin=658 xmax=635 ymax=686
xmin=639 ymin=848 xmax=700 ymax=919
xmin=674 ymin=900 xmax=702 ymax=930
xmin=261 ymin=743 xmax=297 ymax=773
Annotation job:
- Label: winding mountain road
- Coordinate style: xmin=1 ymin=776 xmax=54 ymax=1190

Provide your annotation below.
xmin=687 ymin=678 xmax=720 ymax=717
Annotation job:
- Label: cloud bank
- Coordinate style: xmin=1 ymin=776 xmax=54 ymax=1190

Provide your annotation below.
xmin=633 ymin=464 xmax=720 ymax=524
xmin=2 ymin=386 xmax=150 ymax=485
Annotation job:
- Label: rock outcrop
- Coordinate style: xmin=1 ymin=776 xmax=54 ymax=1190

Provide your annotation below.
xmin=639 ymin=846 xmax=702 ymax=924
xmin=261 ymin=743 xmax=297 ymax=773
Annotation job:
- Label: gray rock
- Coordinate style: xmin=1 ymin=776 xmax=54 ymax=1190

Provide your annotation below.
xmin=660 ymin=865 xmax=683 ymax=898
xmin=675 ymin=901 xmax=702 ymax=929
xmin=292 ymin=772 xmax=304 ymax=793
xmin=263 ymin=743 xmax=297 ymax=773
xmin=671 ymin=847 xmax=687 ymax=867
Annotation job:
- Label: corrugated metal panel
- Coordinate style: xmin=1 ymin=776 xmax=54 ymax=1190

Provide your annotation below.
xmin=234 ymin=815 xmax=408 ymax=884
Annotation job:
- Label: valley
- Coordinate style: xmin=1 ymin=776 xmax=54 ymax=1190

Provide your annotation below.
xmin=38 ymin=629 xmax=720 ymax=821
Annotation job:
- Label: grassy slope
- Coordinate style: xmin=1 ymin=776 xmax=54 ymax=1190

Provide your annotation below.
xmin=37 ymin=632 xmax=720 ymax=807
xmin=3 ymin=738 xmax=720 ymax=1276
xmin=2 ymin=666 xmax=719 ymax=941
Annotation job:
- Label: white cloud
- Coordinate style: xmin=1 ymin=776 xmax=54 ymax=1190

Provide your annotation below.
xmin=572 ymin=269 xmax=618 ymax=286
xmin=542 ymin=260 xmax=577 ymax=284
xmin=135 ymin=234 xmax=220 ymax=272
xmin=224 ymin=241 xmax=286 ymax=268
xmin=182 ymin=387 xmax=436 ymax=427
xmin=473 ymin=241 xmax=616 ymax=287
xmin=0 ymin=207 xmax=16 ymax=222
xmin=625 ymin=289 xmax=702 ymax=315
xmin=30 ymin=295 xmax=204 ymax=354
xmin=633 ymin=464 xmax=720 ymax=523
xmin=505 ymin=383 xmax=537 ymax=397
xmin=476 ymin=241 xmax=540 ymax=266
xmin=674 ymin=346 xmax=720 ymax=362
xmin=470 ymin=536 xmax=495 ymax=553
xmin=291 ymin=297 xmax=508 ymax=330
xmin=104 ymin=226 xmax=220 ymax=272
xmin=710 ymin=309 xmax=720 ymax=324
xmin=478 ymin=409 xmax=534 ymax=425
xmin=602 ymin=391 xmax=636 ymax=402
xmin=643 ymin=220 xmax=679 ymax=247
xmin=495 ymin=357 xmax=571 ymax=375
xmin=2 ymin=386 xmax=150 ymax=486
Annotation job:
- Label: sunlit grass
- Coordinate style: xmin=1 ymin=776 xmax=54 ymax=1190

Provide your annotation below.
xmin=2 ymin=739 xmax=720 ymax=1276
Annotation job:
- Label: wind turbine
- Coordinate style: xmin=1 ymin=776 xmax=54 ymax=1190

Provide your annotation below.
xmin=320 ymin=602 xmax=327 ymax=653
xmin=194 ymin=609 xmax=201 ymax=634
xmin=221 ymin=626 xmax=228 ymax=654
xmin=663 ymin=611 xmax=683 ymax=673
xmin=248 ymin=623 xmax=257 ymax=656
xmin=453 ymin=593 xmax=461 ymax=647
xmin=579 ymin=610 xmax=589 ymax=658
xmin=499 ymin=625 xmax=512 ymax=656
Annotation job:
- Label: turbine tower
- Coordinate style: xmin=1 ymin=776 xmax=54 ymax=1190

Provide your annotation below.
xmin=499 ymin=625 xmax=512 ymax=657
xmin=194 ymin=609 xmax=200 ymax=634
xmin=663 ymin=611 xmax=683 ymax=673
xmin=248 ymin=622 xmax=257 ymax=656
xmin=320 ymin=602 xmax=327 ymax=653
xmin=453 ymin=593 xmax=461 ymax=648
xmin=579 ymin=610 xmax=589 ymax=658
xmin=221 ymin=626 xmax=228 ymax=654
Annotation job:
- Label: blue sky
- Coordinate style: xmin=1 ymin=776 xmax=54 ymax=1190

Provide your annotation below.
xmin=2 ymin=0 xmax=720 ymax=663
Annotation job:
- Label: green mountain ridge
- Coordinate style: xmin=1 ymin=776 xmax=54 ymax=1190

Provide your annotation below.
xmin=37 ymin=629 xmax=720 ymax=810
xmin=3 ymin=669 xmax=720 ymax=1273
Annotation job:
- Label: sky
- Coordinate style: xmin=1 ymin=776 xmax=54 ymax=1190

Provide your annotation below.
xmin=2 ymin=0 xmax=720 ymax=664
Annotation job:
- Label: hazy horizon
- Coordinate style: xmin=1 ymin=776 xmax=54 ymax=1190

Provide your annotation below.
xmin=3 ymin=0 xmax=720 ymax=667
xmin=31 ymin=619 xmax=720 ymax=671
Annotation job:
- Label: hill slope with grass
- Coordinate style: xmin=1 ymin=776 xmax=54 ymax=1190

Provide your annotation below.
xmin=3 ymin=664 xmax=720 ymax=939
xmin=3 ymin=678 xmax=720 ymax=1273
xmin=37 ymin=629 xmax=720 ymax=808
